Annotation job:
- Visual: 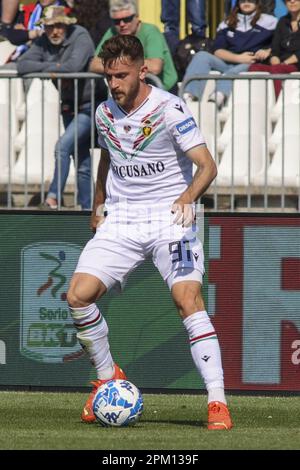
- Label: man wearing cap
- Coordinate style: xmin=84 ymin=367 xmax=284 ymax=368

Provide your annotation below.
xmin=89 ymin=0 xmax=178 ymax=92
xmin=16 ymin=5 xmax=106 ymax=210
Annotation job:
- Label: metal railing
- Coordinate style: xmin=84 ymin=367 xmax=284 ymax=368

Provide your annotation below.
xmin=0 ymin=71 xmax=103 ymax=210
xmin=0 ymin=71 xmax=166 ymax=211
xmin=180 ymin=73 xmax=300 ymax=212
xmin=0 ymin=72 xmax=299 ymax=212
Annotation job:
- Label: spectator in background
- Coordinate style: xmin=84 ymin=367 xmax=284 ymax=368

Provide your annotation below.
xmin=161 ymin=0 xmax=207 ymax=55
xmin=0 ymin=0 xmax=20 ymax=63
xmin=16 ymin=6 xmax=107 ymax=210
xmin=182 ymin=0 xmax=277 ymax=106
xmin=7 ymin=1 xmax=69 ymax=61
xmin=0 ymin=0 xmax=19 ymax=52
xmin=249 ymin=0 xmax=300 ymax=98
xmin=89 ymin=0 xmax=178 ymax=93
xmin=0 ymin=0 xmax=19 ymax=26
xmin=225 ymin=0 xmax=288 ymax=16
xmin=72 ymin=0 xmax=111 ymax=47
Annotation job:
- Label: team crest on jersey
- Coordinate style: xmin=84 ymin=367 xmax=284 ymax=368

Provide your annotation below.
xmin=124 ymin=125 xmax=131 ymax=133
xmin=142 ymin=126 xmax=152 ymax=137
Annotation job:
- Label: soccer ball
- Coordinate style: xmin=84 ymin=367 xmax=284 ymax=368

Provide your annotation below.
xmin=92 ymin=379 xmax=144 ymax=427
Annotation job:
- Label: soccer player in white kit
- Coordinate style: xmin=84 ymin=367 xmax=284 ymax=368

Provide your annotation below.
xmin=67 ymin=35 xmax=233 ymax=430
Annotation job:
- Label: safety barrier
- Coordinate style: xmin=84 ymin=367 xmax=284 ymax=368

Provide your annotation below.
xmin=0 ymin=72 xmax=299 ymax=211
xmin=0 ymin=71 xmax=101 ymax=210
xmin=180 ymin=73 xmax=300 ymax=212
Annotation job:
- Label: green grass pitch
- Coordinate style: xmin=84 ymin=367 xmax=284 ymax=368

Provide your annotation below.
xmin=0 ymin=391 xmax=299 ymax=450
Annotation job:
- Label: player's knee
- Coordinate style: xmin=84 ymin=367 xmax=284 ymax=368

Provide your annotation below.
xmin=66 ymin=287 xmax=87 ymax=309
xmin=174 ymin=295 xmax=198 ymax=317
xmin=172 ymin=284 xmax=205 ymax=318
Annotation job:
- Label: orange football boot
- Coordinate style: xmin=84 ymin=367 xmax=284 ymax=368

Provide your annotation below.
xmin=81 ymin=364 xmax=127 ymax=423
xmin=207 ymin=401 xmax=233 ymax=430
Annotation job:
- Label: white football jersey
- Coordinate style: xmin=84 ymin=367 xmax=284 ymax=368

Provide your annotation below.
xmin=95 ymin=86 xmax=206 ymax=215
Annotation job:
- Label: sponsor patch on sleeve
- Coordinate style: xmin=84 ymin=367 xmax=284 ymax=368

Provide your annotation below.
xmin=176 ymin=117 xmax=197 ymax=135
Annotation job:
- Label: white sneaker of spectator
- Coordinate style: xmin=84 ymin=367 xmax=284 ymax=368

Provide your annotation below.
xmin=183 ymin=92 xmax=198 ymax=103
xmin=208 ymin=91 xmax=226 ymax=108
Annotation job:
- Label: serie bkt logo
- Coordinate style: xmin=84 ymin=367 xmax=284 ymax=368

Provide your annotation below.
xmin=20 ymin=242 xmax=83 ymax=363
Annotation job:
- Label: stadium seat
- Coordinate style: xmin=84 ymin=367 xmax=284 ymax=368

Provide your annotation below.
xmin=216 ymin=133 xmax=266 ymax=186
xmin=184 ymin=72 xmax=221 ymax=155
xmin=268 ymin=102 xmax=300 ymax=154
xmin=11 ymin=78 xmax=77 ymax=185
xmin=218 ymin=73 xmax=272 ymax=153
xmin=266 ymin=134 xmax=300 ymax=187
xmin=255 ymin=77 xmax=300 ymax=187
xmin=269 ymin=74 xmax=300 ymax=124
xmin=0 ymin=72 xmax=24 ymax=184
xmin=268 ymin=77 xmax=300 ymax=150
xmin=0 ymin=40 xmax=16 ymax=65
xmin=216 ymin=75 xmax=270 ymax=185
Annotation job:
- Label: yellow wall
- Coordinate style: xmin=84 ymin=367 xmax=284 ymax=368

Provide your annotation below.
xmin=138 ymin=0 xmax=225 ymax=39
xmin=20 ymin=0 xmax=224 ymax=39
xmin=138 ymin=0 xmax=186 ymax=38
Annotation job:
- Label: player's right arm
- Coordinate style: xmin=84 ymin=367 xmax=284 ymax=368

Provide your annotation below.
xmin=172 ymin=145 xmax=217 ymax=226
xmin=90 ymin=148 xmax=110 ymax=232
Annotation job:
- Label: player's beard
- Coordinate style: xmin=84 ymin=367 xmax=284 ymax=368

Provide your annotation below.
xmin=112 ymin=79 xmax=141 ymax=110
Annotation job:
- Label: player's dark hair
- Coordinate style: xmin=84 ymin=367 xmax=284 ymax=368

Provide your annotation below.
xmin=99 ymin=34 xmax=144 ymax=66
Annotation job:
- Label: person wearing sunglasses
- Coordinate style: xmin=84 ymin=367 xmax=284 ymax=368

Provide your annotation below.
xmin=15 ymin=6 xmax=107 ymax=210
xmin=89 ymin=0 xmax=178 ymax=93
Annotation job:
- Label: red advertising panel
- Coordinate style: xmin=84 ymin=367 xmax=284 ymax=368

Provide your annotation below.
xmin=208 ymin=216 xmax=300 ymax=391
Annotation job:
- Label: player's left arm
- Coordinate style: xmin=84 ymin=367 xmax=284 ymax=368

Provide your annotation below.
xmin=172 ymin=145 xmax=217 ymax=226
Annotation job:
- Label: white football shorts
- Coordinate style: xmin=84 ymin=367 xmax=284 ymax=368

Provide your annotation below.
xmin=75 ymin=212 xmax=204 ymax=291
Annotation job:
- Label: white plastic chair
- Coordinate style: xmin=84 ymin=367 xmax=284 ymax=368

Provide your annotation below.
xmin=266 ymin=134 xmax=300 ymax=187
xmin=217 ymin=73 xmax=272 ymax=154
xmin=184 ymin=72 xmax=221 ymax=154
xmin=269 ymin=74 xmax=300 ymax=124
xmin=0 ymin=40 xmax=16 ymax=65
xmin=216 ymin=75 xmax=270 ymax=184
xmin=216 ymin=134 xmax=266 ymax=186
xmin=268 ymin=77 xmax=300 ymax=151
xmin=12 ymin=78 xmax=63 ymax=184
xmin=268 ymin=102 xmax=300 ymax=153
xmin=0 ymin=73 xmax=24 ymax=183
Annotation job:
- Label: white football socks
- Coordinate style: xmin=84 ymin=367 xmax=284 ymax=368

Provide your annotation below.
xmin=183 ymin=311 xmax=226 ymax=405
xmin=69 ymin=303 xmax=114 ymax=380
